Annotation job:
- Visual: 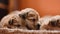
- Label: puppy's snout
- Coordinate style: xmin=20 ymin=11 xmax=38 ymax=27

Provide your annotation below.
xmin=50 ymin=21 xmax=57 ymax=26
xmin=36 ymin=24 xmax=40 ymax=30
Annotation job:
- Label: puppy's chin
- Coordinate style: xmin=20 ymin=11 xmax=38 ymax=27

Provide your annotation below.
xmin=25 ymin=21 xmax=35 ymax=30
xmin=25 ymin=19 xmax=40 ymax=30
xmin=26 ymin=24 xmax=40 ymax=30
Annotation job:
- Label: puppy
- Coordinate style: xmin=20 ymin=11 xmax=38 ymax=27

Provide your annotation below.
xmin=40 ymin=16 xmax=52 ymax=30
xmin=0 ymin=8 xmax=41 ymax=30
xmin=40 ymin=15 xmax=60 ymax=30
xmin=0 ymin=11 xmax=27 ymax=29
xmin=18 ymin=8 xmax=41 ymax=30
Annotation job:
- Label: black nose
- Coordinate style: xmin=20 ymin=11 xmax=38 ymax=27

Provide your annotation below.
xmin=50 ymin=21 xmax=57 ymax=26
xmin=36 ymin=24 xmax=40 ymax=30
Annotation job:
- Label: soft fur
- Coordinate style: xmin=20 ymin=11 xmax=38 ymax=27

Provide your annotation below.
xmin=40 ymin=15 xmax=60 ymax=30
xmin=0 ymin=11 xmax=26 ymax=29
xmin=0 ymin=8 xmax=40 ymax=30
xmin=18 ymin=8 xmax=40 ymax=30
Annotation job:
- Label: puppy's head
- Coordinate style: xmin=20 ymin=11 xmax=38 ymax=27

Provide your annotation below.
xmin=1 ymin=13 xmax=27 ymax=29
xmin=19 ymin=8 xmax=40 ymax=30
xmin=2 ymin=16 xmax=21 ymax=29
xmin=49 ymin=18 xmax=60 ymax=28
xmin=46 ymin=19 xmax=60 ymax=30
xmin=49 ymin=15 xmax=60 ymax=27
xmin=41 ymin=15 xmax=60 ymax=30
xmin=26 ymin=11 xmax=40 ymax=30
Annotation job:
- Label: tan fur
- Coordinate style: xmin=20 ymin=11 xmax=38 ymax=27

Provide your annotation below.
xmin=0 ymin=11 xmax=27 ymax=29
xmin=20 ymin=8 xmax=40 ymax=30
xmin=40 ymin=15 xmax=60 ymax=30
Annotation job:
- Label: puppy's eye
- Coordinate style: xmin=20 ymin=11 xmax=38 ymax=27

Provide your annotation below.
xmin=28 ymin=19 xmax=36 ymax=22
xmin=28 ymin=14 xmax=35 ymax=17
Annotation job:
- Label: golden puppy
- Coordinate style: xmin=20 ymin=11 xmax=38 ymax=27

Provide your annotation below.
xmin=0 ymin=11 xmax=27 ymax=29
xmin=18 ymin=8 xmax=40 ymax=30
xmin=40 ymin=15 xmax=60 ymax=30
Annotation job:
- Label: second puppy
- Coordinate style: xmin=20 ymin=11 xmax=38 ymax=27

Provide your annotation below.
xmin=40 ymin=15 xmax=60 ymax=30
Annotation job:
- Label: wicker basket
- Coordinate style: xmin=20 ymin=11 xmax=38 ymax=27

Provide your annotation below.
xmin=0 ymin=28 xmax=60 ymax=34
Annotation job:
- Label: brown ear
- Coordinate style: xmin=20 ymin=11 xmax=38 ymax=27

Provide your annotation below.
xmin=19 ymin=12 xmax=28 ymax=19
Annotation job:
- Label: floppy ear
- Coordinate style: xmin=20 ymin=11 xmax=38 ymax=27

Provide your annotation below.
xmin=19 ymin=14 xmax=26 ymax=19
xmin=19 ymin=13 xmax=28 ymax=19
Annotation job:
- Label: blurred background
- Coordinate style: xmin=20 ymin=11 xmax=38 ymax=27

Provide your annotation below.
xmin=9 ymin=0 xmax=60 ymax=16
xmin=1 ymin=0 xmax=60 ymax=20
xmin=0 ymin=0 xmax=8 ymax=20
